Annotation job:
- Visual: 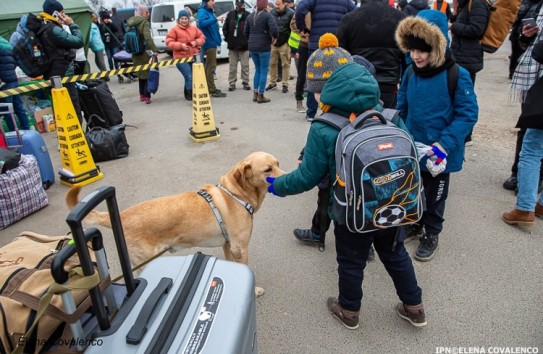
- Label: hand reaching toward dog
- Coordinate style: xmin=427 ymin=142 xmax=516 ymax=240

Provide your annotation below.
xmin=266 ymin=177 xmax=283 ymax=197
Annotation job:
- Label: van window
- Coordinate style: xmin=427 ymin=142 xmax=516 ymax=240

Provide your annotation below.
xmin=152 ymin=5 xmax=176 ymax=23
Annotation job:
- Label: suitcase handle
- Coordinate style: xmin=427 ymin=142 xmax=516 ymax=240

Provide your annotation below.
xmin=126 ymin=277 xmax=173 ymax=345
xmin=66 ymin=186 xmax=135 ymax=295
xmin=51 ymin=227 xmax=104 ymax=284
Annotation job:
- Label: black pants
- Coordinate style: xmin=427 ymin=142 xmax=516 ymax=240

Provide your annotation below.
xmin=511 ymin=127 xmax=543 ymax=178
xmin=295 ymin=45 xmax=309 ymax=102
xmin=419 ymin=171 xmax=450 ymax=236
xmin=311 ymin=186 xmax=332 ymax=236
xmin=139 ymin=79 xmax=150 ymax=98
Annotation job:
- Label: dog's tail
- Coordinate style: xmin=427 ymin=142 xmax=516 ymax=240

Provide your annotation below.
xmin=65 ymin=186 xmax=112 ymax=228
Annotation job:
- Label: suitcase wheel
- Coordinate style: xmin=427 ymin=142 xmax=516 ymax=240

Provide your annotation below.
xmin=118 ymin=76 xmax=124 ymax=84
xmin=43 ymin=181 xmax=53 ymax=190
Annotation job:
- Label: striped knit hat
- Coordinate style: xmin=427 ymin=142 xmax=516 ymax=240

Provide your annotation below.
xmin=306 ymin=33 xmax=352 ymax=93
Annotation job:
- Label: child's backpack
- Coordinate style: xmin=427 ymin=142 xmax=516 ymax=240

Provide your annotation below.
xmin=315 ymin=110 xmax=423 ymax=233
xmin=470 ymin=0 xmax=522 ymax=53
xmin=12 ymin=13 xmax=51 ymax=78
xmin=124 ymin=25 xmax=145 ymax=54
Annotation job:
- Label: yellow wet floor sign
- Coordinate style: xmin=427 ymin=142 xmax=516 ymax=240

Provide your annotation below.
xmin=52 ymin=79 xmax=104 ymax=186
xmin=190 ymin=63 xmax=220 ymax=142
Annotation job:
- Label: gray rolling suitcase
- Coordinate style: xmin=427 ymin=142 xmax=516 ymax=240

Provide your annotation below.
xmin=60 ymin=186 xmax=258 ymax=354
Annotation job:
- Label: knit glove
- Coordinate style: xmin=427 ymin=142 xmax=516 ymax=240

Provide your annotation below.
xmin=427 ymin=142 xmax=447 ymax=165
xmin=415 ymin=142 xmax=432 ymax=162
xmin=426 ymin=157 xmax=447 ymax=177
xmin=266 ymin=177 xmax=283 ymax=197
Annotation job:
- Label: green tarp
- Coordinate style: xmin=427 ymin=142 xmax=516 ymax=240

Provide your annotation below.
xmin=0 ymin=0 xmax=93 ymax=47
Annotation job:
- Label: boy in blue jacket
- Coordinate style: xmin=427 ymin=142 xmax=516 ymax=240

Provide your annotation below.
xmin=395 ymin=11 xmax=478 ymax=261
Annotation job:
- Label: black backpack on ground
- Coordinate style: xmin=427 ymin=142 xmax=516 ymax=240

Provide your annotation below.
xmin=77 ymin=79 xmax=123 ymax=127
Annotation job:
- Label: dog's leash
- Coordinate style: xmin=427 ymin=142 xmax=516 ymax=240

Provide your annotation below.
xmin=111 ymin=247 xmax=171 ymax=282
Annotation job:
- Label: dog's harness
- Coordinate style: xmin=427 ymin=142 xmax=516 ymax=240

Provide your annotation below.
xmin=197 ymin=184 xmax=255 ymax=243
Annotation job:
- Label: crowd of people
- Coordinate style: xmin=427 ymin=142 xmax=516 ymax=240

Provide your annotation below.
xmin=1 ymin=0 xmax=542 ymax=334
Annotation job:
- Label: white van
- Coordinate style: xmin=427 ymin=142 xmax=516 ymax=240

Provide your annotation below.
xmin=151 ymin=0 xmax=253 ymax=59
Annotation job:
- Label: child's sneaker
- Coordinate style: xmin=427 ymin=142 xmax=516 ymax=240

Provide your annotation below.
xmin=293 ymin=229 xmax=320 ymax=245
xmin=396 ymin=302 xmax=427 ymax=327
xmin=327 ymin=297 xmax=359 ymax=329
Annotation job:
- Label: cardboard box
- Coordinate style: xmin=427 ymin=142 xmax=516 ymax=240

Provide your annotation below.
xmin=34 ymin=107 xmax=52 ymax=133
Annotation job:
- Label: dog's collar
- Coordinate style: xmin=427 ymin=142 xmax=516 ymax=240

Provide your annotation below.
xmin=197 ymin=189 xmax=230 ymax=243
xmin=216 ymin=183 xmax=255 ymax=216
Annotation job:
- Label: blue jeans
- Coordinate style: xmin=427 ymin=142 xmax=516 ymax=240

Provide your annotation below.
xmin=306 ymin=48 xmax=317 ymax=118
xmin=334 ymin=224 xmax=422 ymax=311
xmin=105 ymin=46 xmax=120 ymax=70
xmin=1 ymin=81 xmax=30 ymax=131
xmin=516 ymin=128 xmax=543 ymax=211
xmin=250 ymin=51 xmax=271 ymax=94
xmin=176 ymin=62 xmax=193 ymax=90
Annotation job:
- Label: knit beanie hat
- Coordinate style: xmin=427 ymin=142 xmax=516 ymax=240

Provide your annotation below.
xmin=352 ymin=55 xmax=376 ymax=78
xmin=178 ymin=9 xmax=190 ymax=19
xmin=306 ymin=33 xmax=352 ymax=93
xmin=43 ymin=0 xmax=64 ymax=15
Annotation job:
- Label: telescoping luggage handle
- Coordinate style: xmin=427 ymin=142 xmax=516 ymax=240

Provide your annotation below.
xmin=65 ymin=186 xmax=136 ymax=329
xmin=51 ymin=227 xmax=118 ymax=349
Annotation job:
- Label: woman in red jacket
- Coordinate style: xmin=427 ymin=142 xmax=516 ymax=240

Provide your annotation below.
xmin=166 ymin=9 xmax=206 ymax=101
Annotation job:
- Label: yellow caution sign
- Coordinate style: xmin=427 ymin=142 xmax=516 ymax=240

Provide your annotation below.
xmin=189 ymin=63 xmax=220 ymax=142
xmin=51 ymin=77 xmax=104 ymax=187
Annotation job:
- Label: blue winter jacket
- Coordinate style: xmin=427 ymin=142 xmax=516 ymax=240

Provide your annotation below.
xmin=89 ymin=23 xmax=105 ymax=52
xmin=198 ymin=4 xmax=222 ymax=51
xmin=396 ymin=66 xmax=478 ymax=173
xmin=9 ymin=15 xmax=28 ymax=48
xmin=295 ymin=0 xmax=355 ymax=51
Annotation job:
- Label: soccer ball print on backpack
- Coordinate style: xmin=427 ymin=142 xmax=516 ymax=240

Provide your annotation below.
xmin=124 ymin=25 xmax=146 ymax=54
xmin=321 ymin=110 xmax=423 ymax=233
xmin=12 ymin=13 xmax=51 ymax=78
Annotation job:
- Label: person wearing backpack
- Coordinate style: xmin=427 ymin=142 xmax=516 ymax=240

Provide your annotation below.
xmin=127 ymin=5 xmax=157 ymax=104
xmin=266 ymin=34 xmax=426 ymax=330
xmin=395 ymin=11 xmax=478 ymax=262
xmin=0 ymin=37 xmax=30 ymax=132
xmin=40 ymin=0 xmax=85 ymax=123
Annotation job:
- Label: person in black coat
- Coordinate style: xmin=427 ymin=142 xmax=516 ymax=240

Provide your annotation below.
xmin=449 ymin=0 xmax=490 ymax=84
xmin=99 ymin=12 xmax=122 ymax=71
xmin=337 ymin=0 xmax=407 ymax=108
xmin=223 ymin=0 xmax=251 ymax=91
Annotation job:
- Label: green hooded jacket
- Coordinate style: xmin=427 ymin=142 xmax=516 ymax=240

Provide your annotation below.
xmin=273 ymin=63 xmax=381 ymax=221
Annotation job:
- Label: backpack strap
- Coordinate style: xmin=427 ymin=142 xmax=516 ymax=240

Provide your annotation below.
xmin=313 ymin=112 xmax=350 ymax=130
xmin=405 ymin=63 xmax=459 ymax=102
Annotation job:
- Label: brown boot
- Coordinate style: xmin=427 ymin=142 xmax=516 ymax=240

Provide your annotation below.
xmin=502 ymin=209 xmax=535 ymax=225
xmin=253 ymin=91 xmax=258 ymax=102
xmin=326 ymin=297 xmax=359 ymax=329
xmin=257 ymin=93 xmax=270 ymax=104
xmin=396 ymin=302 xmax=427 ymax=327
xmin=535 ymin=203 xmax=543 ymax=218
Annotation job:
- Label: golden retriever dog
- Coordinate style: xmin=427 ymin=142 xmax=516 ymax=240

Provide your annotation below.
xmin=66 ymin=152 xmax=283 ymax=296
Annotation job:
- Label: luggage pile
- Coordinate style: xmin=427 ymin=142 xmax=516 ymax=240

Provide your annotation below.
xmin=0 ymin=186 xmax=258 ymax=353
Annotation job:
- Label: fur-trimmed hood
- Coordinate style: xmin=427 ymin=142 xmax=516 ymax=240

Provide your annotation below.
xmin=395 ymin=16 xmax=447 ymax=68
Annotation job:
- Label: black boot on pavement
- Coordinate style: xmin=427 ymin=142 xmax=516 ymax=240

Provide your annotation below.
xmin=415 ymin=232 xmax=439 ymax=262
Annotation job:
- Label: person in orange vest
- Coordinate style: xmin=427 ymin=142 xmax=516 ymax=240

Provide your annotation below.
xmin=433 ymin=0 xmax=452 ymax=20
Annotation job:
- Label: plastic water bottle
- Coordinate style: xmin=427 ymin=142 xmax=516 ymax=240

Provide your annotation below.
xmin=33 ymin=45 xmax=41 ymax=58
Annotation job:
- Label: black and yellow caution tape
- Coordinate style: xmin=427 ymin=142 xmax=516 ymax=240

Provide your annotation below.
xmin=0 ymin=57 xmax=193 ymax=99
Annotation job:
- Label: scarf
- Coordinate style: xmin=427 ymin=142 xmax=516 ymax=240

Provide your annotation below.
xmin=510 ymin=6 xmax=543 ymax=103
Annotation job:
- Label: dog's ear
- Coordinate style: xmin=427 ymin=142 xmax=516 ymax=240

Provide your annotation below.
xmin=233 ymin=162 xmax=253 ymax=188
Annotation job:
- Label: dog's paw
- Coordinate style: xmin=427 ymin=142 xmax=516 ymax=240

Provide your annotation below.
xmin=255 ymin=286 xmax=265 ymax=297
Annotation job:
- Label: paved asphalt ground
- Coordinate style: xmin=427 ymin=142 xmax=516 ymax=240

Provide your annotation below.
xmin=1 ymin=42 xmax=542 ymax=353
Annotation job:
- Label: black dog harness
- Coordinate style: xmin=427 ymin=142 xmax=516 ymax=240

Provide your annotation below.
xmin=197 ymin=184 xmax=255 ymax=243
